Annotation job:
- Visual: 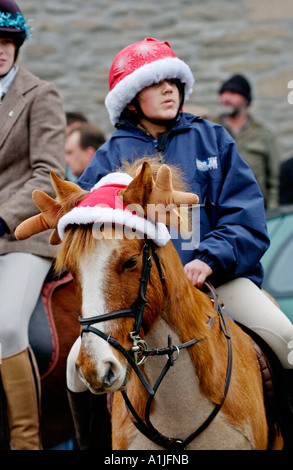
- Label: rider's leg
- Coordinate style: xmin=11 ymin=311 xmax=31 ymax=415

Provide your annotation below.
xmin=66 ymin=338 xmax=112 ymax=450
xmin=217 ymin=277 xmax=293 ymax=448
xmin=216 ymin=277 xmax=293 ymax=369
xmin=0 ymin=252 xmax=51 ymax=450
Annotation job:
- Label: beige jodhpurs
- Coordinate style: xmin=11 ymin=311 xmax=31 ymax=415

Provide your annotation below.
xmin=0 ymin=252 xmax=51 ymax=358
xmin=216 ymin=277 xmax=293 ymax=369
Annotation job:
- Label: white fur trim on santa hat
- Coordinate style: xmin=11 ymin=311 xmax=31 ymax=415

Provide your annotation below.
xmin=105 ymin=57 xmax=195 ymax=126
xmin=92 ymin=172 xmax=133 ymax=190
xmin=57 ymin=205 xmax=171 ymax=246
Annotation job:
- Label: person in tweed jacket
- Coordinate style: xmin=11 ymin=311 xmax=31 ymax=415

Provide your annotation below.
xmin=0 ymin=0 xmax=65 ymax=449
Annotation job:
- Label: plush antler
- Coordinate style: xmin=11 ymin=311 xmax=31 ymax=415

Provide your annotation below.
xmin=148 ymin=164 xmax=199 ymax=228
xmin=121 ymin=162 xmax=198 ymax=229
xmin=148 ymin=163 xmax=198 ymax=205
xmin=15 ymin=190 xmax=62 ymax=244
xmin=15 ymin=171 xmax=88 ymax=245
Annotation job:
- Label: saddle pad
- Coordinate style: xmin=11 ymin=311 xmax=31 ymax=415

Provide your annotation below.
xmin=29 ymin=272 xmax=73 ymax=378
xmin=253 ymin=341 xmax=274 ymax=402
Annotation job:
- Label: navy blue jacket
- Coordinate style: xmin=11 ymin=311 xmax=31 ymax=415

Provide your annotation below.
xmin=78 ymin=113 xmax=269 ymax=288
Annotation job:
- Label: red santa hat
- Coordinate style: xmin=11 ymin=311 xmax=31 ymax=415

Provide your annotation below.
xmin=105 ymin=37 xmax=195 ymax=126
xmin=57 ymin=172 xmax=171 ymax=246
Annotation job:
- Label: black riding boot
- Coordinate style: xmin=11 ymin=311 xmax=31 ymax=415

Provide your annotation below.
xmin=285 ymin=370 xmax=293 ymax=450
xmin=67 ymin=389 xmax=111 ymax=450
xmin=279 ymin=369 xmax=293 ymax=450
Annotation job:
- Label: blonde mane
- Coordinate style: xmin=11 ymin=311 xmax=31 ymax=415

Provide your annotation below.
xmin=121 ymin=155 xmax=189 ymax=192
xmin=55 ymin=225 xmax=96 ymax=274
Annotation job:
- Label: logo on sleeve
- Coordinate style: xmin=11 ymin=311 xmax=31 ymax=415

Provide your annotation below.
xmin=196 ymin=156 xmax=218 ymax=171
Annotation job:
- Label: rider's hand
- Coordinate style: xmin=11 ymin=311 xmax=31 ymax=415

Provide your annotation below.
xmin=184 ymin=259 xmax=213 ymax=288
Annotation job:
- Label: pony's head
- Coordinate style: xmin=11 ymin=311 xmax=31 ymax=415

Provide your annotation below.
xmin=15 ymin=160 xmax=198 ymax=393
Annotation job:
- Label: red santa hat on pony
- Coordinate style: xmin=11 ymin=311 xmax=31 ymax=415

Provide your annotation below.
xmin=105 ymin=37 xmax=195 ymax=126
xmin=57 ymin=172 xmax=171 ymax=246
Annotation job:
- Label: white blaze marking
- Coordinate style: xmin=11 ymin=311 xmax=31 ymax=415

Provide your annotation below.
xmin=78 ymin=240 xmax=125 ymax=390
xmin=79 ymin=240 xmax=112 ymax=320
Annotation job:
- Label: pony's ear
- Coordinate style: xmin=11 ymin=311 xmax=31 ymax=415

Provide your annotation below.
xmin=15 ymin=172 xmax=88 ymax=244
xmin=50 ymin=171 xmax=85 ymax=203
xmin=119 ymin=161 xmax=154 ymax=210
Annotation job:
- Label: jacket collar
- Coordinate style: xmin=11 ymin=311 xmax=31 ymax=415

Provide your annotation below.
xmin=115 ymin=112 xmax=198 ymax=138
xmin=0 ymin=66 xmax=18 ymax=100
xmin=0 ymin=67 xmax=40 ymax=148
xmin=7 ymin=67 xmax=40 ymax=96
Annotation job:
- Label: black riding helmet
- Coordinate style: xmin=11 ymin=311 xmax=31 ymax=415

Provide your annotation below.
xmin=0 ymin=0 xmax=30 ymax=61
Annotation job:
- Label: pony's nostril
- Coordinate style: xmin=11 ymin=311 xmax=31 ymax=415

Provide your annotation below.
xmin=104 ymin=363 xmax=116 ymax=387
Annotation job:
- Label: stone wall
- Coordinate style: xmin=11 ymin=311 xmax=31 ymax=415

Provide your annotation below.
xmin=18 ymin=0 xmax=293 ymax=160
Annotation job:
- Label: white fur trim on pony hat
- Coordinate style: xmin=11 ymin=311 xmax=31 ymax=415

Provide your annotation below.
xmin=57 ymin=174 xmax=171 ymax=246
xmin=92 ymin=172 xmax=133 ymax=190
xmin=105 ymin=37 xmax=195 ymax=126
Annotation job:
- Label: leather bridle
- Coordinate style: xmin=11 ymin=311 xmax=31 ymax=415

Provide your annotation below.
xmin=79 ymin=240 xmax=232 ymax=450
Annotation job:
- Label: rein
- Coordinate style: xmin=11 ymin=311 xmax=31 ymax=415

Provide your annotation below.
xmin=79 ymin=242 xmax=232 ymax=450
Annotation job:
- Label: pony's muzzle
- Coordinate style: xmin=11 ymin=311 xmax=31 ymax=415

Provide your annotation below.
xmin=76 ymin=353 xmax=127 ymax=393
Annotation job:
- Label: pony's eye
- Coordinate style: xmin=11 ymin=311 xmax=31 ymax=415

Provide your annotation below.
xmin=122 ymin=255 xmax=138 ymax=270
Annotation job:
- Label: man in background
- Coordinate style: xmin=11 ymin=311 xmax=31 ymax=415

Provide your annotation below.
xmin=215 ymin=74 xmax=280 ymax=209
xmin=66 ymin=111 xmax=88 ymax=134
xmin=65 ymin=122 xmax=105 ymax=180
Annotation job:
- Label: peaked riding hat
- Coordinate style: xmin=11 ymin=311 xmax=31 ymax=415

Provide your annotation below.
xmin=0 ymin=0 xmax=30 ymax=41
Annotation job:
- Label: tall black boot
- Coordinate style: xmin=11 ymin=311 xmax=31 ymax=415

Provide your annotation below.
xmin=282 ymin=370 xmax=293 ymax=450
xmin=67 ymin=389 xmax=111 ymax=450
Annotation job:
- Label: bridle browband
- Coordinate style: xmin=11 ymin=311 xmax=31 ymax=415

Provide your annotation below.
xmin=79 ymin=240 xmax=232 ymax=450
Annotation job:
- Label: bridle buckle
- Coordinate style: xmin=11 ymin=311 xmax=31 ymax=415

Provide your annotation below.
xmin=130 ymin=331 xmax=148 ymax=365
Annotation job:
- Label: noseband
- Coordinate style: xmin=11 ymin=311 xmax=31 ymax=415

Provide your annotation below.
xmin=78 ymin=240 xmax=232 ymax=450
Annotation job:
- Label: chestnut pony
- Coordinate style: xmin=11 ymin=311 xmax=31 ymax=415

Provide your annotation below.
xmin=15 ymin=160 xmax=282 ymax=450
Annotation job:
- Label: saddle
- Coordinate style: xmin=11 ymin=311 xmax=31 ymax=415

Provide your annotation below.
xmin=241 ymin=325 xmax=285 ymax=444
xmin=28 ymin=269 xmax=74 ymax=378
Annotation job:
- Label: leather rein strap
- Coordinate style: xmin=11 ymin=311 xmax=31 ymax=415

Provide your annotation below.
xmin=79 ymin=242 xmax=233 ymax=450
